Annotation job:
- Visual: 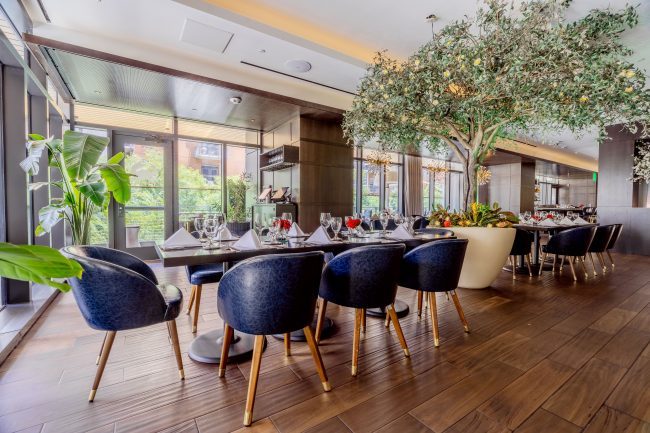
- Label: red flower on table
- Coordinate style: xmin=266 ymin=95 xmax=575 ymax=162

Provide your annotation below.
xmin=274 ymin=219 xmax=292 ymax=231
xmin=443 ymin=220 xmax=452 ymax=227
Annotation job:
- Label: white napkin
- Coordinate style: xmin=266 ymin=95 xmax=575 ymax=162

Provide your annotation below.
xmin=232 ymin=230 xmax=262 ymax=250
xmin=288 ymin=222 xmax=305 ymax=237
xmin=306 ymin=226 xmax=332 ymax=245
xmin=539 ymin=218 xmax=557 ymax=227
xmin=573 ymin=216 xmax=589 ymax=225
xmin=216 ymin=226 xmax=237 ymax=241
xmin=163 ymin=228 xmax=202 ymax=249
xmin=559 ymin=217 xmax=574 ymax=225
xmin=387 ymin=225 xmax=415 ymax=240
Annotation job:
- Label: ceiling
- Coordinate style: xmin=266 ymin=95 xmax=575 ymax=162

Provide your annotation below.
xmin=22 ymin=0 xmax=650 ymax=158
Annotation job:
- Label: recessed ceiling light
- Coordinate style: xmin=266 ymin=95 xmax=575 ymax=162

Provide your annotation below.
xmin=284 ymin=59 xmax=312 ymax=73
xmin=191 ymin=108 xmax=197 ymax=111
xmin=250 ymin=119 xmax=255 ymax=122
xmin=259 ymin=49 xmax=266 ymax=53
xmin=229 ymin=96 xmax=242 ymax=104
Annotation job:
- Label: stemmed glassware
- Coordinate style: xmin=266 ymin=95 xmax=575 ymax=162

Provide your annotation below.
xmin=394 ymin=213 xmax=404 ymax=227
xmin=268 ymin=217 xmax=280 ymax=243
xmin=281 ymin=212 xmax=293 ymax=225
xmin=204 ymin=217 xmax=218 ymax=248
xmin=320 ymin=213 xmax=332 ymax=231
xmin=405 ymin=216 xmax=415 ymax=234
xmin=345 ymin=215 xmax=361 ymax=237
xmin=330 ymin=217 xmax=342 ymax=240
xmin=379 ymin=211 xmax=390 ymax=236
xmin=194 ymin=216 xmax=205 ymax=242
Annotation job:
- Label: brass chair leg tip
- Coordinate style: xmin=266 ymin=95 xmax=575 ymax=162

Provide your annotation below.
xmin=218 ymin=368 xmax=226 ymax=378
xmin=322 ymin=381 xmax=332 ymax=392
xmin=434 ymin=339 xmax=440 ymax=347
xmin=179 ymin=369 xmax=185 ymax=380
xmin=243 ymin=412 xmax=253 ymax=426
xmin=95 ymin=357 xmax=100 ymax=365
xmin=464 ymin=326 xmax=470 ymax=332
xmin=191 ymin=326 xmax=197 ymax=334
xmin=351 ymin=366 xmax=358 ymax=376
xmin=403 ymin=349 xmax=410 ymax=357
xmin=88 ymin=390 xmax=96 ymax=402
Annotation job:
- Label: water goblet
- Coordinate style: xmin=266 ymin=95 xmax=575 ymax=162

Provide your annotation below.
xmin=204 ymin=218 xmax=218 ymax=248
xmin=320 ymin=212 xmax=331 ymax=231
xmin=331 ymin=217 xmax=343 ymax=240
xmin=194 ymin=216 xmax=205 ymax=242
xmin=379 ymin=211 xmax=390 ymax=236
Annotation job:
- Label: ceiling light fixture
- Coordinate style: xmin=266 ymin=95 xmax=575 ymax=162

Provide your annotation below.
xmin=229 ymin=96 xmax=242 ymax=104
xmin=284 ymin=59 xmax=312 ymax=73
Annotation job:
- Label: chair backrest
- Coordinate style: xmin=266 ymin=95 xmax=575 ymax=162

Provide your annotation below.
xmin=399 ymin=239 xmax=468 ymax=292
xmin=510 ymin=228 xmax=533 ymax=256
xmin=546 ymin=226 xmax=597 ymax=256
xmin=588 ymin=225 xmax=616 ymax=253
xmin=227 ymin=221 xmax=251 ymax=237
xmin=413 ymin=216 xmax=429 ymax=229
xmin=319 ymin=244 xmax=405 ymax=309
xmin=607 ymin=224 xmax=623 ymax=250
xmin=61 ymin=246 xmax=167 ymax=331
xmin=372 ymin=219 xmax=398 ymax=231
xmin=418 ymin=227 xmax=455 ymax=237
xmin=217 ymin=251 xmax=324 ymax=335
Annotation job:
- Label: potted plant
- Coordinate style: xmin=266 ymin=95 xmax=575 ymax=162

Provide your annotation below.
xmin=430 ymin=203 xmax=517 ymax=289
xmin=20 ymin=131 xmax=133 ymax=245
xmin=344 ymin=0 xmax=650 ymax=209
xmin=226 ymin=173 xmax=252 ymax=235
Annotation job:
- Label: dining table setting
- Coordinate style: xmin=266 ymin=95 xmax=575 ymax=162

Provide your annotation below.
xmin=155 ymin=211 xmax=455 ymax=364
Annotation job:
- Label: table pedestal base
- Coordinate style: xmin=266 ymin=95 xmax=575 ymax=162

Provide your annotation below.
xmin=188 ymin=330 xmax=265 ymax=364
xmin=366 ymin=298 xmax=410 ymax=318
xmin=272 ymin=317 xmax=335 ymax=342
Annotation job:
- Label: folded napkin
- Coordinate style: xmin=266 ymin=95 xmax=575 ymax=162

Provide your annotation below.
xmin=288 ymin=222 xmax=305 ymax=237
xmin=163 ymin=228 xmax=202 ymax=249
xmin=559 ymin=216 xmax=574 ymax=225
xmin=232 ymin=230 xmax=262 ymax=250
xmin=306 ymin=226 xmax=332 ymax=245
xmin=573 ymin=216 xmax=589 ymax=225
xmin=539 ymin=218 xmax=557 ymax=227
xmin=387 ymin=225 xmax=415 ymax=240
xmin=215 ymin=226 xmax=237 ymax=241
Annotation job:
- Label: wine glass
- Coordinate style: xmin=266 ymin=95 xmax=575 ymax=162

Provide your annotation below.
xmin=379 ymin=211 xmax=390 ymax=236
xmin=268 ymin=217 xmax=280 ymax=242
xmin=281 ymin=212 xmax=293 ymax=224
xmin=394 ymin=213 xmax=404 ymax=227
xmin=331 ymin=217 xmax=342 ymax=240
xmin=204 ymin=218 xmax=218 ymax=248
xmin=194 ymin=216 xmax=205 ymax=242
xmin=405 ymin=216 xmax=415 ymax=234
xmin=320 ymin=212 xmax=331 ymax=231
xmin=524 ymin=211 xmax=531 ymax=223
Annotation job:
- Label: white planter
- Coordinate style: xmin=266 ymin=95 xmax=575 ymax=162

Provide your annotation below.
xmin=452 ymin=227 xmax=516 ymax=289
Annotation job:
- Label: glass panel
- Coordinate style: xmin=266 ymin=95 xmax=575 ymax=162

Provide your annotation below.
xmin=449 ymin=172 xmax=463 ymax=211
xmin=74 ymin=104 xmax=173 ymax=133
xmin=226 ymin=145 xmax=258 ymax=222
xmin=422 ymin=168 xmax=431 ymax=214
xmin=178 ymin=119 xmax=259 ymax=145
xmin=353 ymin=161 xmax=358 ymax=213
xmin=361 ymin=161 xmax=380 ymax=216
xmin=385 ymin=163 xmax=400 ymax=213
xmin=125 ymin=143 xmax=166 ymax=243
xmin=433 ymin=172 xmax=446 ymax=208
xmin=177 ymin=139 xmax=223 ymax=226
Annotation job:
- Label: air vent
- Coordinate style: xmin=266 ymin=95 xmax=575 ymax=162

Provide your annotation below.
xmin=180 ymin=18 xmax=233 ymax=53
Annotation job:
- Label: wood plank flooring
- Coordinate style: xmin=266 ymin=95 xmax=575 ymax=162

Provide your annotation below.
xmin=2 ymin=252 xmax=650 ymax=432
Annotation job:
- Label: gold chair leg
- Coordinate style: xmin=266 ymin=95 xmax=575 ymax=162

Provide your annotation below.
xmin=315 ymin=298 xmax=328 ymax=344
xmin=428 ymin=292 xmax=440 ymax=347
xmin=525 ymin=254 xmax=533 ymax=277
xmin=568 ymin=256 xmax=577 ymax=281
xmin=597 ymin=253 xmax=607 ymax=273
xmin=186 ymin=285 xmax=196 ymax=315
xmin=243 ymin=335 xmax=265 ymax=427
xmin=417 ymin=291 xmax=423 ymax=318
xmin=352 ymin=308 xmax=362 ymax=376
xmin=384 ymin=309 xmax=390 ymax=328
xmin=451 ymin=290 xmax=470 ymax=332
xmin=607 ymin=250 xmax=615 ymax=268
xmin=167 ymin=320 xmax=185 ymax=380
xmin=580 ymin=257 xmax=589 ymax=279
xmin=219 ymin=324 xmax=233 ymax=377
xmin=560 ymin=256 xmax=565 ymax=271
xmin=510 ymin=256 xmax=516 ymax=280
xmin=589 ymin=253 xmax=598 ymax=276
xmin=96 ymin=332 xmax=108 ymax=365
xmin=387 ymin=304 xmax=410 ymax=357
xmin=191 ymin=284 xmax=202 ymax=334
xmin=303 ymin=326 xmax=331 ymax=391
xmin=284 ymin=333 xmax=291 ymax=356
xmin=89 ymin=331 xmax=116 ymax=402
xmin=538 ymin=252 xmax=548 ymax=276
xmin=361 ymin=308 xmax=366 ymax=334
xmin=552 ymin=254 xmax=557 ymax=273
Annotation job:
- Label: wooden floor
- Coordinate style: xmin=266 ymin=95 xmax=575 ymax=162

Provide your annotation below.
xmin=2 ymin=253 xmax=650 ymax=433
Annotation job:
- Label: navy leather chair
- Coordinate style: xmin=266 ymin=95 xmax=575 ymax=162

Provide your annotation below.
xmin=419 ymin=227 xmax=455 ymax=237
xmin=508 ymin=228 xmax=534 ymax=278
xmin=587 ymin=225 xmax=616 ymax=275
xmin=217 ymin=251 xmax=330 ymax=426
xmin=413 ymin=216 xmax=430 ymax=230
xmin=61 ymin=246 xmax=184 ymax=402
xmin=399 ymin=239 xmax=469 ymax=347
xmin=605 ymin=224 xmax=623 ymax=267
xmin=373 ymin=219 xmax=398 ymax=231
xmin=317 ymin=244 xmax=408 ymax=376
xmin=538 ymin=226 xmax=596 ymax=280
xmin=186 ymin=231 xmax=223 ymax=333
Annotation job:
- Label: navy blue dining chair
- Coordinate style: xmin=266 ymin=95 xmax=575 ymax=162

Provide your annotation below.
xmin=217 ymin=251 xmax=330 ymax=427
xmin=587 ymin=225 xmax=616 ymax=276
xmin=508 ymin=228 xmax=534 ymax=278
xmin=316 ymin=244 xmax=408 ymax=376
xmin=61 ymin=246 xmax=184 ymax=402
xmin=605 ymin=224 xmax=623 ymax=267
xmin=372 ymin=219 xmax=398 ymax=231
xmin=186 ymin=231 xmax=223 ymax=333
xmin=538 ymin=226 xmax=597 ymax=280
xmin=399 ymin=239 xmax=469 ymax=347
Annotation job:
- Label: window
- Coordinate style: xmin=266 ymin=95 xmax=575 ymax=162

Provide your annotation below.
xmin=353 ymin=150 xmax=403 ymax=216
xmin=178 ymin=139 xmax=223 ymax=224
xmin=226 ymin=146 xmax=259 ymax=222
xmin=201 ymin=165 xmax=220 ymax=183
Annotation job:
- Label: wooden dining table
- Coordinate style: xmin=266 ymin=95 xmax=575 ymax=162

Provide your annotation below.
xmin=155 ymin=231 xmax=454 ymax=364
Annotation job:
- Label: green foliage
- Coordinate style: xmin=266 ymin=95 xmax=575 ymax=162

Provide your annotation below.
xmin=429 ymin=202 xmax=518 ymax=228
xmin=344 ymin=0 xmax=650 ymax=208
xmin=0 ymin=243 xmax=83 ymax=292
xmin=20 ymin=131 xmax=133 ymax=245
xmin=227 ymin=174 xmax=251 ymax=222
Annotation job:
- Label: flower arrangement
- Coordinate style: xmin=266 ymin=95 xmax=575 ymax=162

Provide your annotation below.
xmin=632 ymin=140 xmax=650 ymax=183
xmin=429 ymin=203 xmax=518 ymax=228
xmin=274 ymin=219 xmax=292 ymax=231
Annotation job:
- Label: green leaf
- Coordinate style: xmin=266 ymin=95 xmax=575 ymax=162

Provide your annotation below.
xmin=107 ymin=152 xmax=124 ymax=164
xmin=99 ymin=164 xmax=132 ymax=203
xmin=0 ymin=243 xmax=83 ymax=292
xmin=62 ymin=130 xmax=109 ymax=181
xmin=28 ymin=182 xmax=50 ymax=191
xmin=37 ymin=204 xmax=64 ymax=234
xmin=79 ymin=181 xmax=107 ymax=207
xmin=20 ymin=136 xmax=51 ymax=176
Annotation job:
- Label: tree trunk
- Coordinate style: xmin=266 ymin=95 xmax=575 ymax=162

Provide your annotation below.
xmin=463 ymin=154 xmax=478 ymax=210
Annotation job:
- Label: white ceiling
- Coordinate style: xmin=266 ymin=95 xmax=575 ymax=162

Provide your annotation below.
xmin=23 ymin=0 xmax=650 ymax=160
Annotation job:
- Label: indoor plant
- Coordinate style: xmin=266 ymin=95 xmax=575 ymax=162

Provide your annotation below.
xmin=344 ymin=0 xmax=650 ymax=208
xmin=20 ymin=131 xmax=133 ymax=245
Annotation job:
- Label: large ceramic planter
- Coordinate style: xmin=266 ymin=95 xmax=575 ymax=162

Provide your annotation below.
xmin=452 ymin=227 xmax=516 ymax=289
